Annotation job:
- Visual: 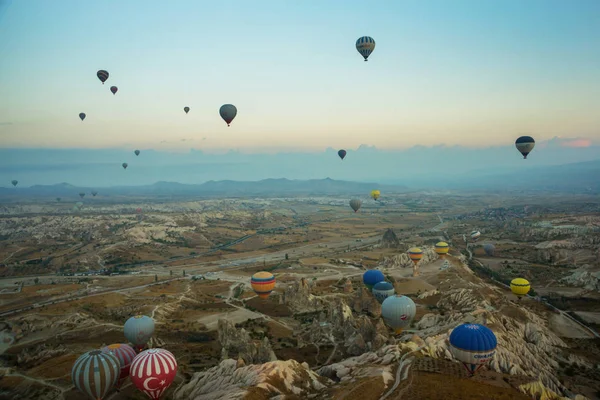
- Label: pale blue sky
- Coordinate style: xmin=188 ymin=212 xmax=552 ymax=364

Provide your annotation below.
xmin=1 ymin=0 xmax=599 ymax=152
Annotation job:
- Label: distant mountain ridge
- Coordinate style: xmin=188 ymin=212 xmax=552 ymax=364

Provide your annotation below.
xmin=0 ymin=178 xmax=408 ymax=199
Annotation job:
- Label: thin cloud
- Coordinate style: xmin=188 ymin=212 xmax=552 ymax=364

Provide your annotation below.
xmin=560 ymin=138 xmax=592 ymax=148
xmin=0 ymin=122 xmax=13 ymax=126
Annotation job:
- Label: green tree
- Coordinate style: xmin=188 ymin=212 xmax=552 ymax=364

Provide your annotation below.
xmin=34 ymin=277 xmax=39 ymax=285
xmin=285 ymin=253 xmax=289 ymax=260
xmin=155 ymin=274 xmax=158 ymax=283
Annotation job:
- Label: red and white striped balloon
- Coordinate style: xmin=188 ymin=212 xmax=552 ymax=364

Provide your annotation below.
xmin=101 ymin=343 xmax=137 ymax=387
xmin=130 ymin=348 xmax=178 ymax=400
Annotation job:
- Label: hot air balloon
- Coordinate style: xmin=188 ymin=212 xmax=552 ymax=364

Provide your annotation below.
xmin=122 ymin=163 xmax=128 ymax=170
xmin=136 ymin=207 xmax=142 ymax=213
xmin=130 ymin=348 xmax=178 ymax=400
xmin=449 ymin=323 xmax=497 ymax=375
xmin=75 ymin=201 xmax=84 ymax=209
xmin=370 ymin=190 xmax=381 ymax=201
xmin=134 ymin=150 xmax=140 ymax=156
xmin=363 ymin=269 xmax=385 ymax=290
xmin=408 ymin=247 xmax=423 ymax=265
xmin=434 ymin=242 xmax=449 ymax=258
xmin=184 ymin=107 xmax=190 ymax=114
xmin=97 ymin=70 xmax=109 ymax=84
xmin=71 ymin=350 xmax=120 ymax=400
xmin=79 ymin=192 xmax=85 ymax=199
xmin=381 ymin=295 xmax=416 ymax=334
xmin=79 ymin=113 xmax=86 ymax=121
xmin=110 ymin=86 xmax=118 ymax=95
xmin=124 ymin=315 xmax=155 ymax=352
xmin=356 ymin=36 xmax=376 ymax=61
xmin=338 ymin=149 xmax=347 ymax=160
xmin=349 ymin=199 xmax=362 ymax=213
xmin=101 ymin=343 xmax=137 ymax=389
xmin=250 ymin=271 xmax=276 ymax=299
xmin=56 ymin=197 xmax=61 ymax=202
xmin=372 ymin=281 xmax=395 ymax=304
xmin=219 ymin=104 xmax=237 ymax=126
xmin=11 ymin=180 xmax=18 ymax=187
xmin=510 ymin=278 xmax=530 ymax=299
xmin=483 ymin=244 xmax=495 ymax=256
xmin=470 ymin=231 xmax=481 ymax=242
xmin=91 ymin=191 xmax=98 ymax=197
xmin=515 ymin=136 xmax=535 ymax=159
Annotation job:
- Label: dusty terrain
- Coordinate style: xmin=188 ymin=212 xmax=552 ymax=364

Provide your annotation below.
xmin=1 ymin=192 xmax=599 ymax=399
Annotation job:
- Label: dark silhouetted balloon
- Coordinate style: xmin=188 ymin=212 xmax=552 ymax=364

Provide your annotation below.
xmin=515 ymin=136 xmax=535 ymax=159
xmin=338 ymin=149 xmax=347 ymax=160
xmin=79 ymin=113 xmax=86 ymax=121
xmin=97 ymin=70 xmax=109 ymax=84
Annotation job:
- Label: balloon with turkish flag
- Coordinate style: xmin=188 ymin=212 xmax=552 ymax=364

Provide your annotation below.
xmin=130 ymin=348 xmax=178 ymax=399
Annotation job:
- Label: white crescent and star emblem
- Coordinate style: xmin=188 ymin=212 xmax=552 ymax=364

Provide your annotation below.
xmin=143 ymin=377 xmax=160 ymax=391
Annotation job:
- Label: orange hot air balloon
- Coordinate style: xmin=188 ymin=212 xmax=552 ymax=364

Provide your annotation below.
xmin=434 ymin=242 xmax=449 ymax=259
xmin=408 ymin=247 xmax=423 ymax=265
xmin=250 ymin=271 xmax=276 ymax=299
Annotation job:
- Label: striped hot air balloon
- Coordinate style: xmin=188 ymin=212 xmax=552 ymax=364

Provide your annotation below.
xmin=101 ymin=343 xmax=137 ymax=388
xmin=372 ymin=281 xmax=395 ymax=304
xmin=449 ymin=323 xmax=497 ymax=375
xmin=97 ymin=70 xmax=109 ymax=84
xmin=124 ymin=315 xmax=155 ymax=352
xmin=408 ymin=247 xmax=423 ymax=265
xmin=356 ymin=36 xmax=376 ymax=61
xmin=510 ymin=278 xmax=530 ymax=299
xmin=250 ymin=271 xmax=276 ymax=299
xmin=434 ymin=242 xmax=449 ymax=258
xmin=130 ymin=348 xmax=178 ymax=400
xmin=71 ymin=350 xmax=120 ymax=400
xmin=515 ymin=136 xmax=535 ymax=159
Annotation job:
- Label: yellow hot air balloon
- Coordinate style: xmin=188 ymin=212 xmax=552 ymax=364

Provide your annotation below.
xmin=434 ymin=242 xmax=449 ymax=258
xmin=251 ymin=271 xmax=276 ymax=299
xmin=510 ymin=278 xmax=530 ymax=299
xmin=370 ymin=190 xmax=381 ymax=201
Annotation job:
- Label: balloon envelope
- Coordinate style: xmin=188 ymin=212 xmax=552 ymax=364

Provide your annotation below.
xmin=101 ymin=343 xmax=137 ymax=385
xmin=356 ymin=36 xmax=376 ymax=61
xmin=449 ymin=323 xmax=497 ymax=375
xmin=219 ymin=104 xmax=237 ymax=126
xmin=110 ymin=86 xmax=118 ymax=95
xmin=370 ymin=190 xmax=380 ymax=200
xmin=338 ymin=149 xmax=347 ymax=160
xmin=510 ymin=278 xmax=530 ymax=298
xmin=408 ymin=247 xmax=423 ymax=264
xmin=72 ymin=350 xmax=120 ymax=400
xmin=135 ymin=150 xmax=140 ymax=156
xmin=470 ymin=231 xmax=481 ymax=241
xmin=130 ymin=348 xmax=177 ymax=400
xmin=251 ymin=271 xmax=276 ymax=299
xmin=515 ymin=136 xmax=535 ymax=159
xmin=97 ymin=70 xmax=109 ymax=84
xmin=184 ymin=106 xmax=190 ymax=114
xmin=79 ymin=113 xmax=86 ymax=121
xmin=349 ymin=199 xmax=362 ymax=212
xmin=124 ymin=315 xmax=155 ymax=351
xmin=434 ymin=242 xmax=449 ymax=257
xmin=381 ymin=295 xmax=416 ymax=334
xmin=372 ymin=281 xmax=395 ymax=304
xmin=79 ymin=192 xmax=85 ymax=198
xmin=122 ymin=163 xmax=128 ymax=169
xmin=483 ymin=244 xmax=495 ymax=256
xmin=11 ymin=180 xmax=18 ymax=187
xmin=363 ymin=269 xmax=385 ymax=290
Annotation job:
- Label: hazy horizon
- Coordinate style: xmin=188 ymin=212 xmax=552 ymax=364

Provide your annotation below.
xmin=1 ymin=136 xmax=599 ymax=188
